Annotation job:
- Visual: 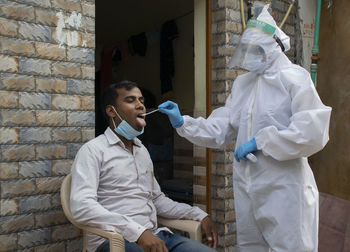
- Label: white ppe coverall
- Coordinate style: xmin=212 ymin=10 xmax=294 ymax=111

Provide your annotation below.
xmin=176 ymin=6 xmax=332 ymax=252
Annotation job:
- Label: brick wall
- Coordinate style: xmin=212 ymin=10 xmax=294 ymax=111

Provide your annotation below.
xmin=0 ymin=0 xmax=95 ymax=251
xmin=210 ymin=1 xmax=243 ymax=250
xmin=271 ymin=0 xmax=300 ymax=64
xmin=191 ymin=108 xmax=208 ymax=211
xmin=209 ymin=0 xmax=298 ymax=251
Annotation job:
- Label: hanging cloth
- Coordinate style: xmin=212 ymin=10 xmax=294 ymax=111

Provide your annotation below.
xmin=129 ymin=32 xmax=148 ymax=56
xmin=160 ymin=20 xmax=179 ymax=99
xmin=100 ymin=41 xmax=129 ymax=92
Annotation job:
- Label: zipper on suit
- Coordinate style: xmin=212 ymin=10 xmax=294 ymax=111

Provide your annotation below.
xmin=249 ymin=81 xmax=259 ymax=139
xmin=246 ymin=80 xmax=259 ymax=187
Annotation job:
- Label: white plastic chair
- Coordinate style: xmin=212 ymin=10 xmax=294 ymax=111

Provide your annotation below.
xmin=60 ymin=174 xmax=202 ymax=252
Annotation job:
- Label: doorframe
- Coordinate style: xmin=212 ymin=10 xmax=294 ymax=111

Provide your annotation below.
xmin=205 ymin=0 xmax=212 ymax=214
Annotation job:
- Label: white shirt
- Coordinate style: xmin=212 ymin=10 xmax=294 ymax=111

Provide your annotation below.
xmin=70 ymin=127 xmax=207 ymax=252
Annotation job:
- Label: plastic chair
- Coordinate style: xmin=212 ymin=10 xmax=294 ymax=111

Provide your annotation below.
xmin=60 ymin=174 xmax=202 ymax=252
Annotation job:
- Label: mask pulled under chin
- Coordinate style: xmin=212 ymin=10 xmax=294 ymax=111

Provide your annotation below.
xmin=111 ymin=107 xmax=144 ymax=140
xmin=114 ymin=120 xmax=144 ymax=140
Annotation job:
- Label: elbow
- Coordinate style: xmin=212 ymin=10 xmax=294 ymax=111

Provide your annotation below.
xmin=306 ymin=126 xmax=330 ymax=153
xmin=70 ymin=197 xmax=82 ymax=222
xmin=70 ymin=197 xmax=90 ymax=223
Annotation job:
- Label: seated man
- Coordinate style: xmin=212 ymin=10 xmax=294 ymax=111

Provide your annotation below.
xmin=70 ymin=80 xmax=218 ymax=252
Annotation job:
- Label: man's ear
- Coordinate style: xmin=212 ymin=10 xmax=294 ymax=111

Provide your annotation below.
xmin=105 ymin=105 xmax=116 ymax=118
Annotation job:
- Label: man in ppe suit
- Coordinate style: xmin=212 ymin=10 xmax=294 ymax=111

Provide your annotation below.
xmin=157 ymin=5 xmax=332 ymax=252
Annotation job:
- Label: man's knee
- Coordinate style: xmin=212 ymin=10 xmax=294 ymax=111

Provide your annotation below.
xmin=178 ymin=238 xmax=216 ymax=252
xmin=124 ymin=240 xmax=144 ymax=252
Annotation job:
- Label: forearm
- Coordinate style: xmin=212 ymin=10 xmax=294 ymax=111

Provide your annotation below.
xmin=70 ymin=195 xmax=146 ymax=242
xmin=255 ymin=107 xmax=331 ymax=161
xmin=153 ymin=192 xmax=207 ymax=221
xmin=177 ymin=109 xmax=236 ymax=149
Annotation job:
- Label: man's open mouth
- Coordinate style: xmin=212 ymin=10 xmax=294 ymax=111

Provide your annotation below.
xmin=135 ymin=113 xmax=146 ymax=128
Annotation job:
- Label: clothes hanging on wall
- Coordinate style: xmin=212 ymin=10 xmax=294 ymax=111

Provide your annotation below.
xmin=100 ymin=33 xmax=149 ymax=92
xmin=128 ymin=32 xmax=148 ymax=56
xmin=146 ymin=27 xmax=161 ymax=46
xmin=100 ymin=41 xmax=129 ymax=92
xmin=160 ymin=20 xmax=179 ymax=99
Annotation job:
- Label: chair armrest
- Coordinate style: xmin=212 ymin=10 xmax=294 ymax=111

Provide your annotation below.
xmin=78 ymin=224 xmax=125 ymax=252
xmin=79 ymin=224 xmax=123 ymax=240
xmin=157 ymin=217 xmax=202 ymax=242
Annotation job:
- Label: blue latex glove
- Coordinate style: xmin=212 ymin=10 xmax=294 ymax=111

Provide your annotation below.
xmin=158 ymin=101 xmax=184 ymax=128
xmin=234 ymin=138 xmax=257 ymax=162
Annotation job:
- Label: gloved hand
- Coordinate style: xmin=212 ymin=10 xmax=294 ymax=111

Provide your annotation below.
xmin=158 ymin=101 xmax=184 ymax=128
xmin=234 ymin=138 xmax=257 ymax=162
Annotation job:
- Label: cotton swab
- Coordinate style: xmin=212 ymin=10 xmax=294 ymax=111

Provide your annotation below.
xmin=142 ymin=109 xmax=159 ymax=116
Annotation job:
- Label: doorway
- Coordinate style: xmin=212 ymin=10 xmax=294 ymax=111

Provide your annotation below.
xmin=95 ymin=1 xmax=199 ymax=204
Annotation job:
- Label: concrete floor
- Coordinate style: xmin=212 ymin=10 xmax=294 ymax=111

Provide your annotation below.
xmin=319 ymin=192 xmax=350 ymax=252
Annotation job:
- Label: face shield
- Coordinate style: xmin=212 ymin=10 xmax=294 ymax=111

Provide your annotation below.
xmin=229 ymin=43 xmax=267 ymax=73
xmin=229 ymin=19 xmax=286 ymax=73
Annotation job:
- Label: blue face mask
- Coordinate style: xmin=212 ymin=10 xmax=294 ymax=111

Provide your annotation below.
xmin=111 ymin=106 xmax=144 ymax=140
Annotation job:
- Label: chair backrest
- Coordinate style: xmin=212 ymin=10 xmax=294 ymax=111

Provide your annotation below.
xmin=60 ymin=174 xmax=82 ymax=228
xmin=61 ymin=174 xmax=93 ymax=252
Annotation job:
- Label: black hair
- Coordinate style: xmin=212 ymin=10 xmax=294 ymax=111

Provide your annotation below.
xmin=100 ymin=80 xmax=139 ymax=120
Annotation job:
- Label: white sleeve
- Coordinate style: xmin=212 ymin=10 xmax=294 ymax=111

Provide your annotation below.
xmin=176 ymin=90 xmax=239 ymax=149
xmin=151 ymin=177 xmax=208 ymax=221
xmin=70 ymin=144 xmax=146 ymax=242
xmin=255 ymin=68 xmax=332 ymax=161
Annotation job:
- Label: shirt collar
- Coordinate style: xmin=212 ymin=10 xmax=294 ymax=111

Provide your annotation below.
xmin=104 ymin=127 xmax=142 ymax=147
